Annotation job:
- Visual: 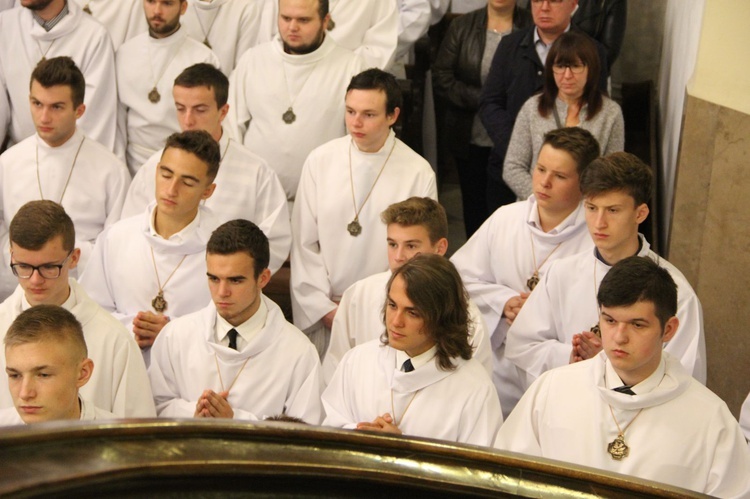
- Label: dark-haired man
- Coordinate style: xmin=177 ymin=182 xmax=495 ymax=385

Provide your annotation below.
xmin=0 ymin=57 xmax=130 ymax=299
xmin=0 ymin=201 xmax=154 ymax=417
xmin=452 ymin=127 xmax=598 ymax=418
xmin=0 ymin=0 xmax=118 ymax=151
xmin=116 ymin=0 xmax=219 ymax=173
xmin=122 ymin=63 xmax=291 ymax=274
xmin=0 ymin=305 xmax=117 ymax=425
xmin=506 ymin=152 xmax=706 ymax=390
xmin=149 ymin=219 xmax=323 ymax=424
xmin=81 ymin=130 xmax=221 ymax=365
xmin=496 ymin=256 xmax=750 ymax=497
xmin=227 ymin=0 xmax=363 ymax=201
xmin=291 ymin=68 xmax=437 ymax=357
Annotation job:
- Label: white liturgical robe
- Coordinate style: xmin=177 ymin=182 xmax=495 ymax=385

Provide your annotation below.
xmin=322 ymin=340 xmax=502 ymax=446
xmin=182 ymin=0 xmax=266 ymax=75
xmin=450 ymin=197 xmax=593 ymax=417
xmin=116 ymin=27 xmax=220 ymax=173
xmin=0 ymin=128 xmax=130 ymax=297
xmin=741 ymin=392 xmax=750 ymax=446
xmin=121 ymin=131 xmax=291 ymax=274
xmin=79 ymin=205 xmax=217 ymax=363
xmin=71 ymin=0 xmax=146 ymax=50
xmin=290 ymin=131 xmax=437 ymax=332
xmin=324 ymin=269 xmax=493 ymax=384
xmin=0 ymin=396 xmax=117 ymax=426
xmin=227 ymin=34 xmax=363 ymax=200
xmin=0 ymin=1 xmax=119 ymax=151
xmin=0 ymin=280 xmax=155 ymax=418
xmin=494 ymin=353 xmax=750 ymax=497
xmin=327 ymin=0 xmax=398 ymax=70
xmin=505 ymin=237 xmax=707 ymax=388
xmin=149 ymin=298 xmax=323 ymax=424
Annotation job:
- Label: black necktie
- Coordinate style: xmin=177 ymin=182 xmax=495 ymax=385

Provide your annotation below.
xmin=402 ymin=359 xmax=414 ymax=373
xmin=613 ymin=385 xmax=636 ymax=396
xmin=227 ymin=328 xmax=238 ymax=350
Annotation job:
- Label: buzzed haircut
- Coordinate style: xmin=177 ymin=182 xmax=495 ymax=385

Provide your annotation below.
xmin=381 ymin=197 xmax=448 ymax=244
xmin=162 ymin=130 xmax=221 ymax=182
xmin=10 ymin=200 xmax=75 ymax=252
xmin=541 ymin=127 xmax=601 ymax=175
xmin=207 ymin=219 xmax=270 ymax=278
xmin=346 ymin=68 xmax=402 ymax=116
xmin=580 ymin=152 xmax=654 ymax=206
xmin=5 ymin=305 xmax=88 ymax=361
xmin=174 ymin=63 xmax=229 ymax=108
xmin=382 ymin=254 xmax=472 ymax=371
xmin=597 ymin=256 xmax=677 ymax=329
xmin=30 ymin=56 xmax=86 ymax=108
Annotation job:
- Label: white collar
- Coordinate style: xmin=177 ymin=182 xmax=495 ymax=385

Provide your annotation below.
xmin=396 ymin=345 xmax=437 ymax=372
xmin=214 ymin=298 xmax=268 ymax=351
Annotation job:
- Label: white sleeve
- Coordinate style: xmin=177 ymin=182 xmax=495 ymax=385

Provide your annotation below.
xmin=281 ymin=344 xmax=324 ymax=425
xmin=323 ymin=284 xmax=358 ymax=385
xmin=395 ymin=0 xmax=431 ymax=60
xmin=253 ymin=165 xmax=291 ymax=275
xmin=77 ymin=31 xmax=119 ymax=151
xmin=505 ymin=264 xmax=571 ymax=389
xmin=148 ymin=325 xmax=198 ymax=417
xmin=353 ymin=0 xmax=399 ymax=70
xmin=321 ymin=349 xmax=359 ymax=429
xmin=108 ymin=328 xmax=157 ymax=417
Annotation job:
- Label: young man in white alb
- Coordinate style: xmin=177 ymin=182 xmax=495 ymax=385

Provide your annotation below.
xmin=324 ymin=196 xmax=492 ymax=384
xmin=495 ymin=256 xmax=750 ymax=497
xmin=70 ymin=0 xmax=147 ymax=50
xmin=323 ymin=254 xmax=501 ymax=446
xmin=117 ymin=0 xmax=219 ymax=173
xmin=80 ymin=130 xmax=221 ymax=366
xmin=226 ymin=0 xmax=363 ymax=201
xmin=149 ymin=219 xmax=323 ymax=424
xmin=0 ymin=306 xmax=117 ymax=426
xmin=181 ymin=0 xmax=271 ymax=75
xmin=291 ymin=68 xmax=437 ymax=357
xmin=0 ymin=201 xmax=154 ymax=417
xmin=506 ymin=152 xmax=706 ymax=391
xmin=0 ymin=57 xmax=130 ymax=299
xmin=451 ymin=127 xmax=598 ymax=418
xmin=0 ymin=0 xmax=118 ymax=152
xmin=121 ymin=63 xmax=290 ymax=274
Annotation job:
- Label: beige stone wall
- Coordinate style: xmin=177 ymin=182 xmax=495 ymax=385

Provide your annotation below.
xmin=670 ymin=94 xmax=750 ymax=417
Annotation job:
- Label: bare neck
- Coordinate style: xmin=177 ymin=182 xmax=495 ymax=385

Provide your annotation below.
xmin=153 ymin=208 xmax=196 ymax=239
xmin=487 ymin=4 xmax=514 ymax=30
xmin=537 ymin=205 xmax=576 ymax=233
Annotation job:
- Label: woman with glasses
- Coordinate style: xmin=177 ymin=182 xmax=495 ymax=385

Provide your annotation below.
xmin=502 ymin=31 xmax=624 ymax=200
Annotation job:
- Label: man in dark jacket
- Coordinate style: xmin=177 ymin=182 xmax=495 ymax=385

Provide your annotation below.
xmin=479 ymin=0 xmax=608 ymax=212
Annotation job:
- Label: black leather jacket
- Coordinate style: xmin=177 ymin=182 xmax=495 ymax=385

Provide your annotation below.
xmin=433 ymin=7 xmax=531 ymax=157
xmin=572 ymin=0 xmax=627 ymax=64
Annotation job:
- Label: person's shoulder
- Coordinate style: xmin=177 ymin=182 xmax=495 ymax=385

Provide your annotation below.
xmin=501 ymin=26 xmax=532 ymax=48
xmin=225 ymin=140 xmax=270 ymax=173
xmin=117 ymin=30 xmax=148 ymax=54
xmin=394 ymin=139 xmax=432 ymax=171
xmin=102 ymin=211 xmax=148 ymax=241
xmin=650 ymin=251 xmax=696 ymax=295
xmin=345 ymin=338 xmax=384 ymax=361
xmin=73 ymin=9 xmax=112 ymax=40
xmin=305 ymin=135 xmax=349 ymax=165
xmin=159 ymin=305 xmax=213 ymax=341
xmin=80 ymin=134 xmax=127 ymax=169
xmin=234 ymin=37 xmax=276 ymax=68
xmin=0 ymin=134 xmax=35 ymax=164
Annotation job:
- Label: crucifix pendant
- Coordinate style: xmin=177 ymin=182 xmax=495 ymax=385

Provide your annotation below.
xmin=282 ymin=107 xmax=296 ymax=124
xmin=152 ymin=291 xmax=168 ymax=313
xmin=607 ymin=434 xmax=629 ymax=460
xmin=526 ymin=271 xmax=540 ymax=291
xmin=203 ymin=38 xmax=212 ymax=49
xmin=148 ymin=87 xmax=161 ymax=103
xmin=347 ymin=219 xmax=362 ymax=236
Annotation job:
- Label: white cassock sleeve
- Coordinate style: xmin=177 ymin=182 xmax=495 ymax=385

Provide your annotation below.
xmin=107 ymin=332 xmax=155 ymax=417
xmin=289 ymin=155 xmax=338 ymax=326
xmin=505 ymin=264 xmax=571 ymax=387
xmin=396 ymin=0 xmax=431 ymax=60
xmin=251 ymin=163 xmax=291 ymax=274
xmin=225 ymin=67 xmax=252 ymax=142
xmin=492 ymin=369 xmax=547 ymax=454
xmin=359 ymin=0 xmax=399 ymax=70
xmin=451 ymin=219 xmax=525 ymax=347
xmin=81 ymin=230 xmax=137 ymax=331
xmin=323 ymin=282 xmax=361 ymax=385
xmin=321 ymin=348 xmax=360 ymax=430
xmin=75 ymin=32 xmax=119 ymax=155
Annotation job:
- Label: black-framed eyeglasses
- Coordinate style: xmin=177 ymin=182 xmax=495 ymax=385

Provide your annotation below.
xmin=552 ymin=63 xmax=587 ymax=75
xmin=10 ymin=251 xmax=73 ymax=279
xmin=531 ymin=0 xmax=566 ymax=4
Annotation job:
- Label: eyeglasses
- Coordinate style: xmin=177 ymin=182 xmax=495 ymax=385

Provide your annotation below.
xmin=10 ymin=251 xmax=73 ymax=279
xmin=531 ymin=0 xmax=566 ymax=4
xmin=552 ymin=63 xmax=587 ymax=75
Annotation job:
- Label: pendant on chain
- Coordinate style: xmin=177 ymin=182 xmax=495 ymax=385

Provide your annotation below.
xmin=152 ymin=291 xmax=168 ymax=313
xmin=347 ymin=219 xmax=362 ymax=236
xmin=282 ymin=107 xmax=296 ymax=124
xmin=590 ymin=323 xmax=601 ymax=337
xmin=203 ymin=38 xmax=212 ymax=49
xmin=148 ymin=87 xmax=161 ymax=104
xmin=607 ymin=434 xmax=629 ymax=460
xmin=526 ymin=272 xmax=540 ymax=291
xmin=83 ymin=4 xmax=92 ymax=14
